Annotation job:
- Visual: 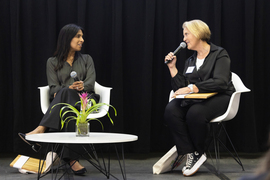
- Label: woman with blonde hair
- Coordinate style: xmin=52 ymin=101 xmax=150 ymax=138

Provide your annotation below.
xmin=164 ymin=19 xmax=235 ymax=176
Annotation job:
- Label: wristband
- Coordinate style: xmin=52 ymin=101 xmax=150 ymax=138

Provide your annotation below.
xmin=188 ymin=84 xmax=194 ymax=93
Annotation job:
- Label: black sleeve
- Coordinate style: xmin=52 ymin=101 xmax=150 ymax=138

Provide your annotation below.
xmin=195 ymin=49 xmax=232 ymax=93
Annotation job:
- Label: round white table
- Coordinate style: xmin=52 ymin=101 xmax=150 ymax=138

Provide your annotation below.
xmin=26 ymin=132 xmax=138 ymax=180
xmin=26 ymin=132 xmax=138 ymax=144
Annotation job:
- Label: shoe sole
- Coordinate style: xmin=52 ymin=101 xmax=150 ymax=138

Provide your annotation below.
xmin=183 ymin=155 xmax=207 ymax=176
xmin=182 ymin=166 xmax=186 ymax=173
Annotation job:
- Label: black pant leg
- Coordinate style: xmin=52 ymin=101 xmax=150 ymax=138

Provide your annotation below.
xmin=39 ymin=88 xmax=81 ymax=161
xmin=39 ymin=88 xmax=80 ymax=130
xmin=164 ymin=99 xmax=195 ymax=155
xmin=164 ymin=94 xmax=231 ymax=155
xmin=185 ymin=94 xmax=231 ymax=154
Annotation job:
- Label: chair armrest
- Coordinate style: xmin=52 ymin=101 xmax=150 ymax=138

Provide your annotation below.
xmin=169 ymin=90 xmax=174 ymax=102
xmin=38 ymin=86 xmax=50 ymax=114
xmin=87 ymin=82 xmax=112 ymax=119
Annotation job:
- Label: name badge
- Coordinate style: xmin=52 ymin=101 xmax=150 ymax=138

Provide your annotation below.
xmin=186 ymin=66 xmax=195 ymax=74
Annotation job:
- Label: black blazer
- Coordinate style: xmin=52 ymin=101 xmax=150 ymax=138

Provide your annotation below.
xmin=171 ymin=43 xmax=235 ymax=96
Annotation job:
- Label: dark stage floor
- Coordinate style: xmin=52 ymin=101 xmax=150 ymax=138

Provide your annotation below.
xmin=0 ymin=152 xmax=263 ymax=180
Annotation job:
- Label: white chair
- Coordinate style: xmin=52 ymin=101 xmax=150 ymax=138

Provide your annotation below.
xmin=209 ymin=72 xmax=250 ymax=173
xmin=38 ymin=82 xmax=112 ymax=119
xmin=168 ymin=72 xmax=250 ymax=172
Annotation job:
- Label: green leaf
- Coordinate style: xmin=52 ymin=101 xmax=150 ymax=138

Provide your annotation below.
xmin=51 ymin=92 xmax=117 ymax=130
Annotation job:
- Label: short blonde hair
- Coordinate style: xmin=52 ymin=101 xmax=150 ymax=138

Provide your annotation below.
xmin=182 ymin=20 xmax=211 ymax=42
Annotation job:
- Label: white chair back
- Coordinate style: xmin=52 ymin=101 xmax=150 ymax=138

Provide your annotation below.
xmin=211 ymin=72 xmax=250 ymax=122
xmin=231 ymin=72 xmax=250 ymax=92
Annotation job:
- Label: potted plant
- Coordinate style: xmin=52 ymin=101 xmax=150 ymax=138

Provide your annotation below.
xmin=51 ymin=92 xmax=117 ymax=137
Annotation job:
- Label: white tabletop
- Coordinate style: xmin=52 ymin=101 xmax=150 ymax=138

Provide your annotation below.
xmin=26 ymin=132 xmax=138 ymax=144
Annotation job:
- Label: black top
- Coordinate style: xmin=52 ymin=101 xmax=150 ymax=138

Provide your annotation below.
xmin=46 ymin=54 xmax=96 ymax=99
xmin=171 ymin=43 xmax=235 ymax=96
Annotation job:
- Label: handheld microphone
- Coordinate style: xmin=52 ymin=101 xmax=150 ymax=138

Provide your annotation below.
xmin=70 ymin=71 xmax=80 ymax=81
xmin=165 ymin=42 xmax=186 ymax=64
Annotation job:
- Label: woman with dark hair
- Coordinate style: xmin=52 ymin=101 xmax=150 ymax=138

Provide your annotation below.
xmin=164 ymin=19 xmax=235 ymax=177
xmin=20 ymin=24 xmax=96 ymax=175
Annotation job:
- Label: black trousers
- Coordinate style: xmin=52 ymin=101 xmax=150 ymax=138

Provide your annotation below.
xmin=39 ymin=87 xmax=80 ymax=130
xmin=39 ymin=87 xmax=81 ymax=160
xmin=164 ymin=94 xmax=231 ymax=155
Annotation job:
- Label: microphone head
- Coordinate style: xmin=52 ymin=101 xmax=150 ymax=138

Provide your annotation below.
xmin=70 ymin=71 xmax=77 ymax=78
xmin=173 ymin=42 xmax=187 ymax=55
xmin=180 ymin=42 xmax=186 ymax=48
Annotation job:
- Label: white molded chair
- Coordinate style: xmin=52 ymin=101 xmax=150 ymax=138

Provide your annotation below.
xmin=209 ymin=72 xmax=250 ymax=172
xmin=210 ymin=72 xmax=250 ymax=123
xmin=38 ymin=82 xmax=112 ymax=119
xmin=168 ymin=72 xmax=250 ymax=172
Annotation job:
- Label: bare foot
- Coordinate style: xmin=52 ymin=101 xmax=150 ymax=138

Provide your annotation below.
xmin=26 ymin=126 xmax=47 ymax=135
xmin=70 ymin=160 xmax=85 ymax=171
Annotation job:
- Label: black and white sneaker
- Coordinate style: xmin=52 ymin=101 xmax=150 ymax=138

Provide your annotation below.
xmin=182 ymin=165 xmax=186 ymax=173
xmin=183 ymin=152 xmax=207 ymax=176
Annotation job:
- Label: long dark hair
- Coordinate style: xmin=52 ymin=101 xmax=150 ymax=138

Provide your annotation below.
xmin=53 ymin=24 xmax=84 ymax=71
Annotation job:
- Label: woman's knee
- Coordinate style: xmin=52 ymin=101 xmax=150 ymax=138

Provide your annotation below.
xmin=164 ymin=100 xmax=185 ymax=124
xmin=186 ymin=107 xmax=208 ymax=126
xmin=164 ymin=101 xmax=178 ymax=118
xmin=58 ymin=87 xmax=76 ymax=95
xmin=56 ymin=88 xmax=80 ymax=104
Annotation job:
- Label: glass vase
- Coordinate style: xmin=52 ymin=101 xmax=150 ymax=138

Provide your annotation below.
xmin=76 ymin=122 xmax=89 ymax=137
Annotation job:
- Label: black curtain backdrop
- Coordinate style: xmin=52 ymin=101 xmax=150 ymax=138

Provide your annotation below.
xmin=1 ymin=0 xmax=269 ymax=156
